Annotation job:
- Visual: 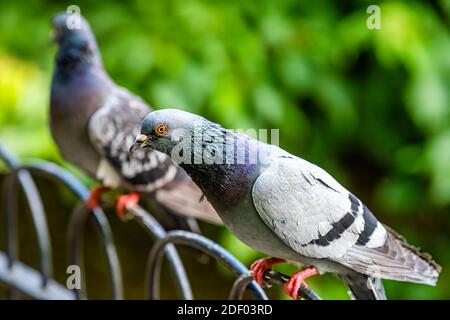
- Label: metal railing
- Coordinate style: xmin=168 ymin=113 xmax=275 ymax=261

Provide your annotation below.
xmin=0 ymin=144 xmax=320 ymax=300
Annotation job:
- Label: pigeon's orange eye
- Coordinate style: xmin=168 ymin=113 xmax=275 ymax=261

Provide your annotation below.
xmin=155 ymin=124 xmax=168 ymax=135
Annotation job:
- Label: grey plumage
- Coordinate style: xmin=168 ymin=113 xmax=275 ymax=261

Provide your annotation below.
xmin=50 ymin=13 xmax=220 ymax=224
xmin=134 ymin=109 xmax=441 ymax=299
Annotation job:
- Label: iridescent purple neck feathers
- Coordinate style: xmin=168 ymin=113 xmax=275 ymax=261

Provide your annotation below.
xmin=177 ymin=125 xmax=267 ymax=210
xmin=180 ymin=162 xmax=260 ymax=210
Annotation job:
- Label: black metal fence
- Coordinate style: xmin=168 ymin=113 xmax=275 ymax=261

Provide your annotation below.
xmin=0 ymin=144 xmax=320 ymax=300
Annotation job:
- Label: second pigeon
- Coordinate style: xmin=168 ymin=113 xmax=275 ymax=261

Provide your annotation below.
xmin=50 ymin=13 xmax=220 ymax=224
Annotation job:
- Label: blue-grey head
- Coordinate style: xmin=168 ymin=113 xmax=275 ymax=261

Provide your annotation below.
xmin=131 ymin=109 xmax=262 ymax=207
xmin=130 ymin=109 xmax=199 ymax=157
xmin=131 ymin=108 xmax=265 ymax=167
xmin=52 ymin=12 xmax=101 ymax=70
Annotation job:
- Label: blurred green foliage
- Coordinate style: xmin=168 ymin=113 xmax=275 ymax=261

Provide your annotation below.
xmin=0 ymin=0 xmax=449 ymax=299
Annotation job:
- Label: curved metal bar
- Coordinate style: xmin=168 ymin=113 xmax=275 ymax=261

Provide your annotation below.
xmin=20 ymin=162 xmax=123 ymax=300
xmin=0 ymin=148 xmax=53 ymax=288
xmin=67 ymin=203 xmax=88 ymax=299
xmin=130 ymin=206 xmax=193 ymax=300
xmin=89 ymin=206 xmax=124 ymax=299
xmin=13 ymin=169 xmax=53 ymax=286
xmin=146 ymin=230 xmax=268 ymax=300
xmin=22 ymin=162 xmax=89 ymax=199
xmin=0 ymin=144 xmax=20 ymax=168
xmin=229 ymin=273 xmax=254 ymax=300
xmin=0 ymin=250 xmax=76 ymax=300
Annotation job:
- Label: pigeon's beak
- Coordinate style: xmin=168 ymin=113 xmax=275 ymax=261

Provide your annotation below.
xmin=130 ymin=134 xmax=149 ymax=153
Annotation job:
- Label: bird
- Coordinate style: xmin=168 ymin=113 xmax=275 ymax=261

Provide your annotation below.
xmin=49 ymin=12 xmax=221 ymax=225
xmin=131 ymin=108 xmax=441 ymax=300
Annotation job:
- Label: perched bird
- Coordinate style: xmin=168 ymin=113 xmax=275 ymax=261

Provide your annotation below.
xmin=132 ymin=109 xmax=441 ymax=300
xmin=49 ymin=13 xmax=220 ymax=224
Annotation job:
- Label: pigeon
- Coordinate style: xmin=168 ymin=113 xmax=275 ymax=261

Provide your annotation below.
xmin=131 ymin=109 xmax=441 ymax=300
xmin=49 ymin=13 xmax=220 ymax=225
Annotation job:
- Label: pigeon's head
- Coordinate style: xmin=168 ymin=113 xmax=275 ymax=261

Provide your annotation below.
xmin=51 ymin=12 xmax=100 ymax=68
xmin=131 ymin=109 xmax=199 ymax=156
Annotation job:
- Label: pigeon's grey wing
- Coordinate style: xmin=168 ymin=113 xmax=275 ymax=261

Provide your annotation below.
xmin=252 ymin=156 xmax=440 ymax=284
xmin=252 ymin=156 xmax=384 ymax=260
xmin=88 ymin=88 xmax=178 ymax=191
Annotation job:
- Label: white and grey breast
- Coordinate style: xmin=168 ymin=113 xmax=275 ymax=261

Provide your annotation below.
xmin=88 ymin=88 xmax=179 ymax=191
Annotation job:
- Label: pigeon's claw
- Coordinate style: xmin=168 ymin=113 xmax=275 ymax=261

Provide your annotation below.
xmin=284 ymin=267 xmax=318 ymax=300
xmin=116 ymin=192 xmax=140 ymax=221
xmin=250 ymin=257 xmax=285 ymax=287
xmin=86 ymin=186 xmax=111 ymax=210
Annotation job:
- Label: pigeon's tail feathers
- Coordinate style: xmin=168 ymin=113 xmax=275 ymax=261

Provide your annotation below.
xmin=343 ymin=225 xmax=441 ymax=286
xmin=341 ymin=273 xmax=386 ymax=300
xmin=382 ymin=225 xmax=441 ymax=285
xmin=154 ymin=177 xmax=222 ymax=225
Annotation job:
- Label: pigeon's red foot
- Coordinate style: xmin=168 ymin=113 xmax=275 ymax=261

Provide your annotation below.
xmin=250 ymin=257 xmax=285 ymax=287
xmin=116 ymin=192 xmax=140 ymax=221
xmin=284 ymin=267 xmax=318 ymax=300
xmin=86 ymin=186 xmax=111 ymax=210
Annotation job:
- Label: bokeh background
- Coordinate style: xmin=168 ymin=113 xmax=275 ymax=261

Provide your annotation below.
xmin=0 ymin=0 xmax=449 ymax=299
